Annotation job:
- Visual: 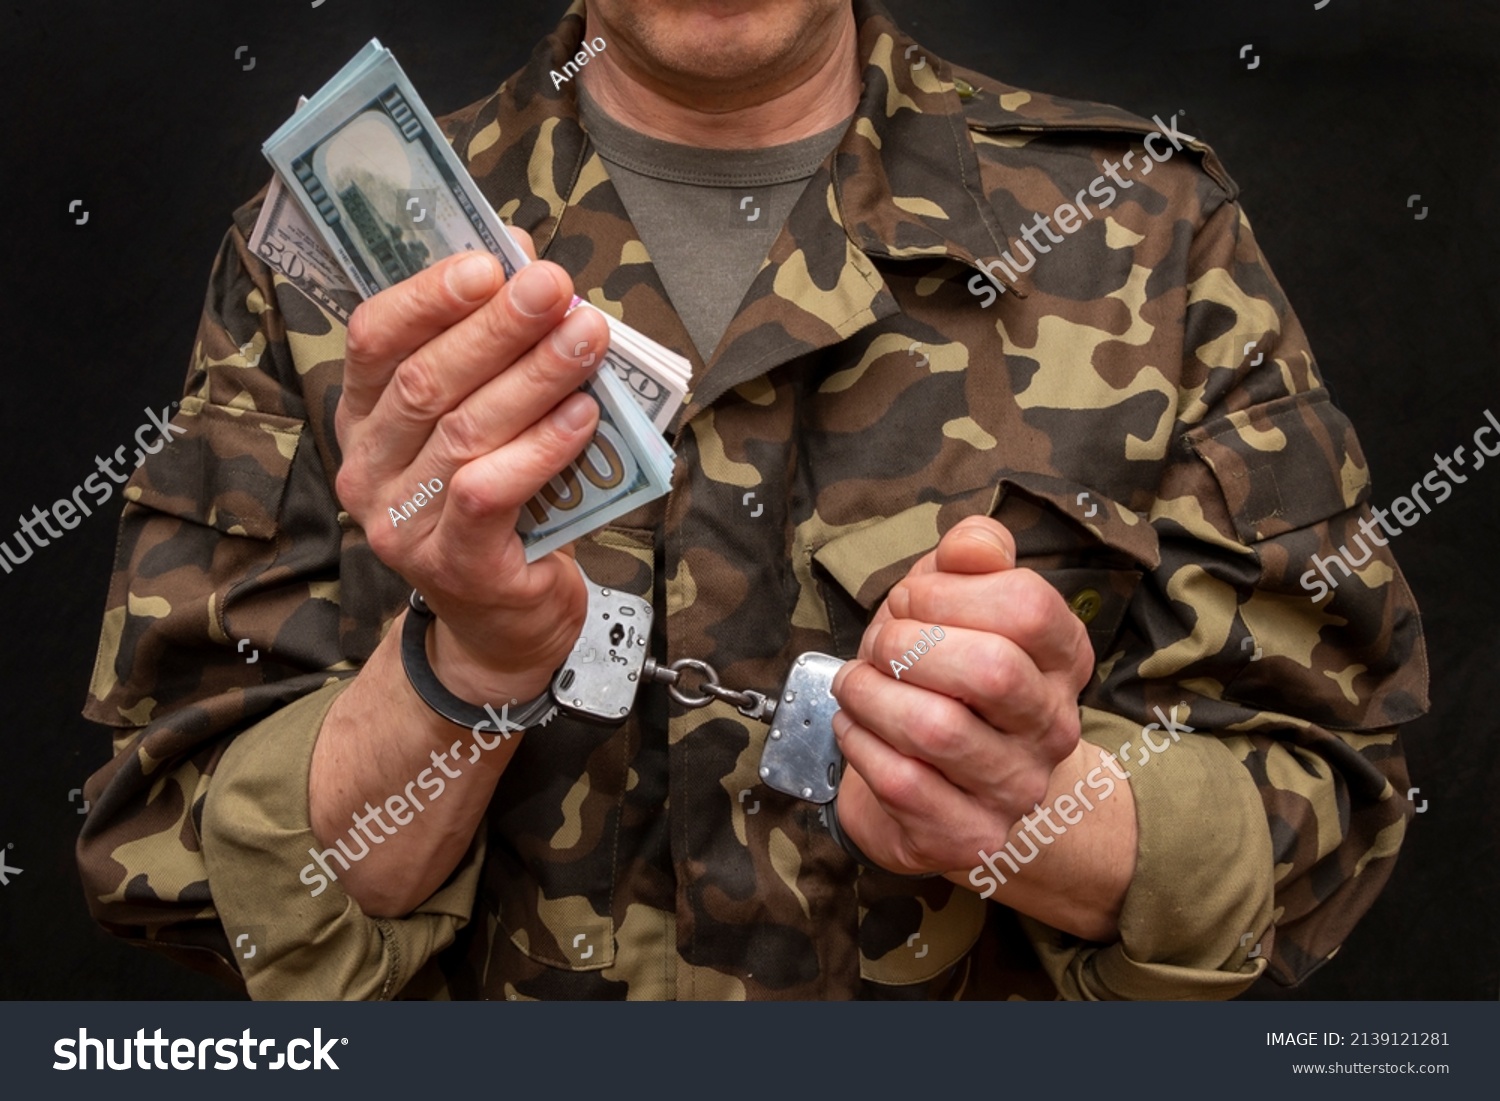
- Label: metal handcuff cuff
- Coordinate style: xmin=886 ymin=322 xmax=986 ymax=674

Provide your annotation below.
xmin=402 ymin=574 xmax=908 ymax=872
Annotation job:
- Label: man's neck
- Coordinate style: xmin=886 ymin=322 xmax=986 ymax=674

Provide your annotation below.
xmin=578 ymin=10 xmax=861 ymax=149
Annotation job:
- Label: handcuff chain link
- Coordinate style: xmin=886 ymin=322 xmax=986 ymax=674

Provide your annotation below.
xmin=644 ymin=656 xmax=776 ymax=721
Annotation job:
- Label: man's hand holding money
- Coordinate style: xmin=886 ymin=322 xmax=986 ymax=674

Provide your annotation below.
xmin=309 ymin=238 xmax=610 ymax=917
xmin=262 ymin=40 xmax=682 ymax=918
xmin=334 ymin=238 xmax=608 ymax=703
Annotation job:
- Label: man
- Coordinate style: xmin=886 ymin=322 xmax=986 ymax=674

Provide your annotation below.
xmin=77 ymin=0 xmax=1427 ymax=1000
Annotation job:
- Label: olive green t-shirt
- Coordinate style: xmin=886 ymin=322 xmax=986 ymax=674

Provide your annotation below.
xmin=578 ymin=85 xmax=849 ymax=364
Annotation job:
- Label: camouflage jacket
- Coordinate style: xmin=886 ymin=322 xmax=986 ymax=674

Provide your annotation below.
xmin=78 ymin=0 xmax=1427 ymax=1000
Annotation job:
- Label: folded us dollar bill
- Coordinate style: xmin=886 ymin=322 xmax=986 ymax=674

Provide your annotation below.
xmin=249 ymin=101 xmax=362 ymax=325
xmin=261 ymin=40 xmax=683 ymax=561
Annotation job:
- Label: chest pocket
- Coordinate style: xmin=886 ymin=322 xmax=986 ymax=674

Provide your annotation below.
xmin=812 ymin=472 xmax=1159 ymax=664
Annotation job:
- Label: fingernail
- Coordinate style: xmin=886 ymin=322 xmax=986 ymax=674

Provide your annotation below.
xmin=554 ymin=393 xmax=596 ymax=432
xmin=510 ymin=264 xmax=563 ymax=317
xmin=552 ymin=310 xmax=598 ymax=363
xmin=445 ymin=254 xmax=498 ymax=302
xmin=964 ymin=525 xmax=1012 ymax=559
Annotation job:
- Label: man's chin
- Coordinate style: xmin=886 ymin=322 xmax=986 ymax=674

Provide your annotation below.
xmin=592 ymin=0 xmax=845 ymax=93
xmin=646 ymin=42 xmax=798 ymax=89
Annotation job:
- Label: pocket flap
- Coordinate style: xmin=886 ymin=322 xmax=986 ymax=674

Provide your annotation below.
xmin=126 ymin=396 xmax=304 ymax=540
xmin=813 ymin=475 xmax=1158 ymax=613
xmin=812 ymin=477 xmax=1154 ymax=662
xmin=1186 ymin=391 xmax=1370 ymax=541
xmin=993 ymin=471 xmax=1160 ymax=571
xmin=813 ymin=484 xmax=999 ymax=611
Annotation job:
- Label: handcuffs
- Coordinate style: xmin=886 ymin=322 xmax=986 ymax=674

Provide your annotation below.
xmin=403 ymin=574 xmax=897 ymax=869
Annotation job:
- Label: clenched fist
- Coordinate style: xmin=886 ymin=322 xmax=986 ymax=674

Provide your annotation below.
xmin=830 ymin=516 xmax=1098 ymax=879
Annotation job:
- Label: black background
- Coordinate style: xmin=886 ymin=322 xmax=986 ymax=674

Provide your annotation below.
xmin=1 ymin=0 xmax=1496 ymax=1000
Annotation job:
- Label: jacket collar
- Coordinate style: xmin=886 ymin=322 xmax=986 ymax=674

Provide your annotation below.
xmin=453 ymin=1 xmax=1211 ymax=415
xmin=462 ymin=0 xmax=1012 ymax=262
xmin=831 ymin=0 xmax=1014 ymax=275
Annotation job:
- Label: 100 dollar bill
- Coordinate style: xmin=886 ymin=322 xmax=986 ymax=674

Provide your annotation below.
xmin=262 ymin=40 xmax=676 ymax=560
xmin=251 ymin=169 xmax=686 ymax=432
xmin=261 ymin=42 xmax=687 ymax=433
xmin=517 ymin=372 xmax=677 ymax=555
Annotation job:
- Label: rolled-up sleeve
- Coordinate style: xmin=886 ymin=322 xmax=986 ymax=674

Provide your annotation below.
xmin=201 ymin=679 xmax=484 ymax=1000
xmin=1022 ymin=708 xmax=1273 ymax=1000
xmin=78 ymin=188 xmax=420 ymax=989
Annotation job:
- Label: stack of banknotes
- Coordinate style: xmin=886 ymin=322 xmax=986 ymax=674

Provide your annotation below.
xmin=257 ymin=39 xmax=687 ymax=561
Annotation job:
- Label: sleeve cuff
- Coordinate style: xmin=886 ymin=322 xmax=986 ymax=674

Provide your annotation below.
xmin=201 ymin=678 xmax=484 ymax=1000
xmin=1022 ymin=706 xmax=1275 ymax=1000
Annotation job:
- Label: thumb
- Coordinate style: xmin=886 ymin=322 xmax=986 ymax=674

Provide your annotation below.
xmin=933 ymin=516 xmax=1015 ymax=575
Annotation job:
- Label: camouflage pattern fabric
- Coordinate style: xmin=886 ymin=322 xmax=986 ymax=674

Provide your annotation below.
xmin=77 ymin=0 xmax=1427 ymax=999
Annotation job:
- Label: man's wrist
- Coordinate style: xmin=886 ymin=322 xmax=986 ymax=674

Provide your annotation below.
xmin=423 ymin=612 xmax=558 ymax=711
xmin=947 ymin=740 xmax=1135 ymax=942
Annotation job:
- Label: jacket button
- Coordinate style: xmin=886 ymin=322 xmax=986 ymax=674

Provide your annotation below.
xmin=1068 ymin=588 xmax=1102 ymax=624
xmin=954 ymin=77 xmax=977 ymax=99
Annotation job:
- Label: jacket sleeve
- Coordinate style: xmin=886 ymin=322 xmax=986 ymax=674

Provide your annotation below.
xmin=198 ymin=679 xmax=484 ymax=999
xmin=1024 ymin=194 xmax=1428 ymax=996
xmin=75 ymin=194 xmax=471 ymax=995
